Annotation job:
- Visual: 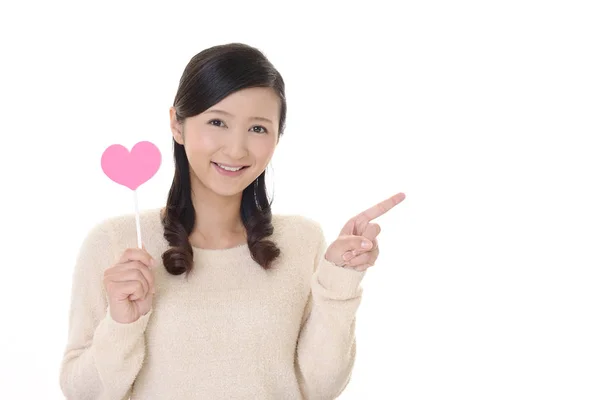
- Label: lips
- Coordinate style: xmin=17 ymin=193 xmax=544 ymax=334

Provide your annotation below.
xmin=211 ymin=162 xmax=249 ymax=170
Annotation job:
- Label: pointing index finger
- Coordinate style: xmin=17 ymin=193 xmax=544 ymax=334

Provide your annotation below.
xmin=355 ymin=192 xmax=406 ymax=224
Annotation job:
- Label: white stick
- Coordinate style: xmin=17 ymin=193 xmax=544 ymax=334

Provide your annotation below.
xmin=134 ymin=189 xmax=142 ymax=248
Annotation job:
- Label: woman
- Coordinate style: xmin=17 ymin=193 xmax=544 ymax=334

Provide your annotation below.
xmin=59 ymin=42 xmax=405 ymax=400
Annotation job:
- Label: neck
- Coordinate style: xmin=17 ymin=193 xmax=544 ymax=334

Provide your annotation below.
xmin=187 ymin=180 xmax=247 ymax=249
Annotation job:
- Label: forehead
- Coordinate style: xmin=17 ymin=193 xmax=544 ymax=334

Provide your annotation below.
xmin=207 ymin=87 xmax=280 ymax=119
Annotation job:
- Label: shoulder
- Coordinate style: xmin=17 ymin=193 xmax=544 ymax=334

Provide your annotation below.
xmin=271 ymin=214 xmax=327 ymax=259
xmin=82 ymin=207 xmax=163 ymax=251
xmin=103 ymin=207 xmax=162 ymax=234
xmin=272 ymin=214 xmax=325 ymax=239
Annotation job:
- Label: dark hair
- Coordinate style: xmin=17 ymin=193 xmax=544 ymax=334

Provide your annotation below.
xmin=161 ymin=43 xmax=287 ymax=276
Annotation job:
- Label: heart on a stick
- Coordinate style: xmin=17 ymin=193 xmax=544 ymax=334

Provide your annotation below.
xmin=101 ymin=141 xmax=161 ymax=190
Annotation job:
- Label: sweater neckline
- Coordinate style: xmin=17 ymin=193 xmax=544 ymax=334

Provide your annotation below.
xmin=155 ymin=207 xmax=254 ymax=261
xmin=191 ymin=242 xmax=248 ymax=254
xmin=190 ymin=242 xmax=251 ymax=265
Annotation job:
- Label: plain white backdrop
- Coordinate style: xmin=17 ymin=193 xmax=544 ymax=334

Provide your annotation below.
xmin=1 ymin=0 xmax=599 ymax=399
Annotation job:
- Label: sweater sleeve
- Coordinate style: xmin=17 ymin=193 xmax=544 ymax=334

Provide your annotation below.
xmin=59 ymin=219 xmax=152 ymax=400
xmin=294 ymin=222 xmax=367 ymax=400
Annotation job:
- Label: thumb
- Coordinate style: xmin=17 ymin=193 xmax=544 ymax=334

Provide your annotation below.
xmin=339 ymin=235 xmax=373 ymax=252
xmin=326 ymin=235 xmax=373 ymax=265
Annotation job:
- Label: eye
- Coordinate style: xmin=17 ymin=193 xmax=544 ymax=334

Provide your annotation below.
xmin=208 ymin=119 xmax=226 ymax=127
xmin=250 ymin=125 xmax=268 ymax=134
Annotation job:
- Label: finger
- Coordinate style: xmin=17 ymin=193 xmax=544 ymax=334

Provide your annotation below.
xmin=347 ymin=224 xmax=380 ymax=256
xmin=118 ymin=247 xmax=155 ymax=268
xmin=351 ymin=247 xmax=380 ymax=268
xmin=350 ymin=237 xmax=379 ymax=259
xmin=106 ymin=261 xmax=155 ymax=294
xmin=354 ymin=264 xmax=372 ymax=272
xmin=106 ymin=267 xmax=150 ymax=296
xmin=341 ymin=250 xmax=354 ymax=262
xmin=327 ymin=235 xmax=373 ymax=266
xmin=336 ymin=235 xmax=373 ymax=254
xmin=362 ymin=223 xmax=381 ymax=241
xmin=129 ymin=261 xmax=155 ymax=294
xmin=354 ymin=192 xmax=406 ymax=227
xmin=339 ymin=218 xmax=357 ymax=236
xmin=351 ymin=259 xmax=377 ymax=272
xmin=109 ymin=280 xmax=146 ymax=302
xmin=344 ymin=252 xmax=376 ymax=269
xmin=371 ymin=237 xmax=379 ymax=249
xmin=128 ymin=283 xmax=149 ymax=301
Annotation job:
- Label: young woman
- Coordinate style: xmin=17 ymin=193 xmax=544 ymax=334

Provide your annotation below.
xmin=59 ymin=42 xmax=405 ymax=400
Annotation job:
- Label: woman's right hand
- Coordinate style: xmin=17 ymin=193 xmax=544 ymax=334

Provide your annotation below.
xmin=103 ymin=246 xmax=156 ymax=324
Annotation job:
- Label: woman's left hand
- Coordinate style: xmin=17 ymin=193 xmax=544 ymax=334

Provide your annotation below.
xmin=325 ymin=192 xmax=405 ymax=272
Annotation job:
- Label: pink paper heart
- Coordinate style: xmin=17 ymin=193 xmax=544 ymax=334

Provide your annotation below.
xmin=101 ymin=141 xmax=162 ymax=190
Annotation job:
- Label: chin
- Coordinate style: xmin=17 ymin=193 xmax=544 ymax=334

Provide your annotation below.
xmin=211 ymin=187 xmax=246 ymax=197
xmin=208 ymin=179 xmax=254 ymax=197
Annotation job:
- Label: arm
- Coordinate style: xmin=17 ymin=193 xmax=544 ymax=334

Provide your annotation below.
xmin=295 ymin=223 xmax=367 ymax=400
xmin=59 ymin=220 xmax=152 ymax=400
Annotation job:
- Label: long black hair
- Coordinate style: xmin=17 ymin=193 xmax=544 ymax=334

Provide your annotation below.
xmin=161 ymin=43 xmax=287 ymax=276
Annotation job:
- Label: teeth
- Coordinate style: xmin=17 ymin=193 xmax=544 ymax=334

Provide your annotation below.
xmin=217 ymin=163 xmax=243 ymax=172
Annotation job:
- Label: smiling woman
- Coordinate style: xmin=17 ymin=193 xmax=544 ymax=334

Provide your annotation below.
xmin=164 ymin=46 xmax=287 ymax=275
xmin=58 ymin=42 xmax=387 ymax=400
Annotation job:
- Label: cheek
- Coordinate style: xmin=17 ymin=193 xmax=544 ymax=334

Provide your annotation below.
xmin=250 ymin=137 xmax=277 ymax=163
xmin=186 ymin=132 xmax=218 ymax=155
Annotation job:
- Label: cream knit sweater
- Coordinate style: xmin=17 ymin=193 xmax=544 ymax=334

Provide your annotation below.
xmin=59 ymin=208 xmax=366 ymax=400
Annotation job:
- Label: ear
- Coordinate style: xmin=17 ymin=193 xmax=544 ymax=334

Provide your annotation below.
xmin=169 ymin=107 xmax=184 ymax=145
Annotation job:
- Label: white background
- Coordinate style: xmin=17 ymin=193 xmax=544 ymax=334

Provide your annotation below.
xmin=1 ymin=0 xmax=599 ymax=399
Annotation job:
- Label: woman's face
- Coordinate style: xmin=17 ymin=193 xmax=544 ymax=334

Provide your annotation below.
xmin=170 ymin=87 xmax=280 ymax=198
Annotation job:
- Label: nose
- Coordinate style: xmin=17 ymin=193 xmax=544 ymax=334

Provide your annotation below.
xmin=222 ymin=129 xmax=249 ymax=160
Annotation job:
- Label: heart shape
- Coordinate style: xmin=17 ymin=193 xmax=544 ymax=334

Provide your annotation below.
xmin=101 ymin=141 xmax=162 ymax=190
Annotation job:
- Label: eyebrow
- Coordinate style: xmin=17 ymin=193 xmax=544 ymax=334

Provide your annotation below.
xmin=205 ymin=109 xmax=273 ymax=124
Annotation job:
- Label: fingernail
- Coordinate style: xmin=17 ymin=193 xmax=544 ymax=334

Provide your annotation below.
xmin=343 ymin=252 xmax=353 ymax=261
xmin=361 ymin=240 xmax=371 ymax=249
